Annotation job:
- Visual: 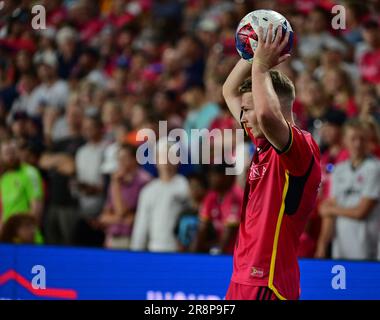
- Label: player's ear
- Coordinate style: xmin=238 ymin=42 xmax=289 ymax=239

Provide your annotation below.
xmin=240 ymin=110 xmax=249 ymax=137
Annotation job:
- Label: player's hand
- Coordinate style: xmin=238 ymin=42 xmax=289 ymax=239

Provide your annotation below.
xmin=253 ymin=24 xmax=291 ymax=72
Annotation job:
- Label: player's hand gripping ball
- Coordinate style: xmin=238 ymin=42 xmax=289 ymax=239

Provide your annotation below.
xmin=235 ymin=9 xmax=294 ymax=63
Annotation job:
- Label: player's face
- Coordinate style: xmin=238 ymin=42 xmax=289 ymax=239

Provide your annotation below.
xmin=240 ymin=92 xmax=264 ymax=138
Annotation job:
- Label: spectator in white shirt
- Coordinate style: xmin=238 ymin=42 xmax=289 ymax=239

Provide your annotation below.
xmin=298 ymin=7 xmax=347 ymax=60
xmin=131 ymin=138 xmax=190 ymax=252
xmin=319 ymin=119 xmax=380 ymax=260
xmin=9 ymin=72 xmax=41 ymax=118
xmin=33 ymin=51 xmax=69 ymax=112
xmin=75 ymin=114 xmax=106 ymax=218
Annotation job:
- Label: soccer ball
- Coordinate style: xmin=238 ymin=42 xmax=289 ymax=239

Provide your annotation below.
xmin=235 ymin=9 xmax=294 ymax=63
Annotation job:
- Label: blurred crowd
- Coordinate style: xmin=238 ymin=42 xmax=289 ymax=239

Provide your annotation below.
xmin=0 ymin=0 xmax=380 ymax=261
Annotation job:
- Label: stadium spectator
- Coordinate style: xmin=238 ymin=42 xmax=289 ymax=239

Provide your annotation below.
xmin=175 ymin=173 xmax=208 ymax=252
xmin=73 ymin=47 xmax=108 ymax=87
xmin=299 ymin=109 xmax=347 ymax=258
xmin=75 ymin=114 xmax=106 ymax=218
xmin=98 ymin=143 xmax=152 ymax=249
xmin=321 ymin=67 xmax=358 ymax=117
xmin=72 ymin=113 xmax=107 ymax=246
xmin=152 ymin=90 xmax=183 ymax=130
xmin=314 ymin=43 xmax=358 ymax=83
xmin=342 ymin=2 xmax=367 ymax=46
xmin=183 ymin=83 xmax=220 ymax=136
xmin=9 ymin=72 xmax=40 ymax=118
xmin=56 ymin=26 xmax=79 ymax=80
xmin=124 ymin=103 xmax=155 ymax=148
xmin=298 ymin=6 xmax=346 ymax=60
xmin=0 ymin=214 xmax=37 ymax=244
xmin=101 ymin=99 xmax=123 ymax=143
xmin=358 ymin=83 xmax=380 ymax=124
xmin=177 ymin=34 xmax=206 ymax=87
xmin=9 ymin=111 xmax=29 ymax=141
xmin=50 ymin=93 xmax=84 ymax=144
xmin=33 ymin=51 xmax=69 ymax=113
xmin=0 ymin=140 xmax=44 ymax=242
xmin=362 ymin=117 xmax=380 ymax=159
xmin=0 ymin=0 xmax=379 ymax=261
xmin=358 ymin=20 xmax=380 ymax=85
xmin=319 ymin=109 xmax=348 ymax=196
xmin=192 ymin=164 xmax=243 ymax=254
xmin=318 ymin=119 xmax=380 ymax=260
xmin=160 ymin=47 xmax=186 ymax=92
xmin=298 ymin=79 xmax=332 ymax=145
xmin=130 ymin=139 xmax=189 ymax=252
xmin=101 ymin=123 xmax=129 ymax=186
xmin=39 ymin=112 xmax=84 ymax=245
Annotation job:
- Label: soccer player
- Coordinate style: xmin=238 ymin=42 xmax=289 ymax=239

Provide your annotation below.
xmin=222 ymin=25 xmax=321 ymax=300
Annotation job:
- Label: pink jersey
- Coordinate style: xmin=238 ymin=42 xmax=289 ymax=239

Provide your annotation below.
xmin=231 ymin=125 xmax=321 ymax=300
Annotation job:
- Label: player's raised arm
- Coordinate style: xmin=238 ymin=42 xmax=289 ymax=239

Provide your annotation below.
xmin=222 ymin=58 xmax=251 ymax=123
xmin=251 ymin=24 xmax=292 ymax=151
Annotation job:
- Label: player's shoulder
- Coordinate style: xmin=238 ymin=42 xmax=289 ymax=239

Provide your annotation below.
xmin=290 ymin=125 xmax=320 ymax=155
xmin=294 ymin=126 xmax=314 ymax=143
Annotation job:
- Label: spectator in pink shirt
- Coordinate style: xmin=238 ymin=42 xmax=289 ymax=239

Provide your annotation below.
xmin=98 ymin=143 xmax=152 ymax=249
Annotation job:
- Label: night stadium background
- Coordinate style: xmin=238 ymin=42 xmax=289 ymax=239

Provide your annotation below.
xmin=0 ymin=0 xmax=380 ymax=300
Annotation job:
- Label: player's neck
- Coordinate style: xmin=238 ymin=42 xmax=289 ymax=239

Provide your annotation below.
xmin=283 ymin=113 xmax=294 ymax=126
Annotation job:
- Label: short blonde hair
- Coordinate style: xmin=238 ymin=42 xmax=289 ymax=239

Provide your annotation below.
xmin=239 ymin=70 xmax=296 ymax=109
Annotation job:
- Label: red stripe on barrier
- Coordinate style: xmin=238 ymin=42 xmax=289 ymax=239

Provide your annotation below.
xmin=0 ymin=269 xmax=78 ymax=299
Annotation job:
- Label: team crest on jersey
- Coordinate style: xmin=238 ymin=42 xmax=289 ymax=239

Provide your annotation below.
xmin=249 ymin=163 xmax=267 ymax=181
xmin=251 ymin=267 xmax=264 ymax=278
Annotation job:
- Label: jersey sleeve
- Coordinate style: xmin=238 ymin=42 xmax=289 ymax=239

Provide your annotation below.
xmin=273 ymin=124 xmax=315 ymax=176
